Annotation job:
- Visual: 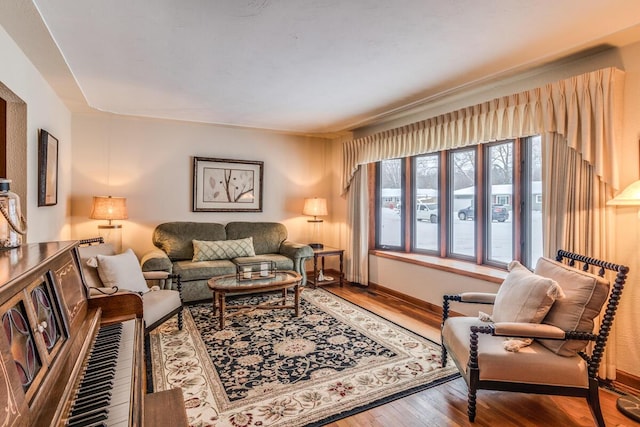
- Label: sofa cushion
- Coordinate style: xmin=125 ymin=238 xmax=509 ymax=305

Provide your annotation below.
xmin=492 ymin=260 xmax=564 ymax=324
xmin=534 ymin=257 xmax=610 ymax=356
xmin=172 ymin=259 xmax=236 ymax=282
xmin=226 ymin=222 xmax=287 ymax=255
xmin=233 ymin=254 xmax=294 ymax=271
xmin=95 ymin=249 xmax=150 ymax=294
xmin=192 ymin=238 xmax=255 ymax=261
xmin=154 ymin=222 xmax=226 ymax=260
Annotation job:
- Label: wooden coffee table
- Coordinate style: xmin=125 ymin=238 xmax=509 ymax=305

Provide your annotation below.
xmin=207 ymin=270 xmax=302 ymax=329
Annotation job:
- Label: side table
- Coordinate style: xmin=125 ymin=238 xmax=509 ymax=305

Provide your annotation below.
xmin=307 ymin=246 xmax=344 ymax=287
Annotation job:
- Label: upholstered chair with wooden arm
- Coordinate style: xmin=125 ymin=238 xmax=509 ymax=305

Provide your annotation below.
xmin=76 ymin=238 xmax=183 ymax=334
xmin=441 ymin=250 xmax=628 ymax=427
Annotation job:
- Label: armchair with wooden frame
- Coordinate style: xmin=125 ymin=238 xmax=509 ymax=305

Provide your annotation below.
xmin=76 ymin=238 xmax=184 ymax=334
xmin=441 ymin=250 xmax=628 ymax=426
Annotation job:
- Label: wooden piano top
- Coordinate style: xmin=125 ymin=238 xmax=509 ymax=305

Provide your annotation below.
xmin=0 ymin=241 xmax=77 ymax=297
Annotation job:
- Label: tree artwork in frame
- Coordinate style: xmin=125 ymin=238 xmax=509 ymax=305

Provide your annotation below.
xmin=193 ymin=157 xmax=263 ymax=212
xmin=38 ymin=129 xmax=58 ymax=206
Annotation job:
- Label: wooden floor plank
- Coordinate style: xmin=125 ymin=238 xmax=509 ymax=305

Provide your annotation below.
xmin=317 ymin=283 xmax=638 ymax=427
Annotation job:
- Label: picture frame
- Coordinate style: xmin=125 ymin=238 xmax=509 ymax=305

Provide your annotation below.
xmin=193 ymin=156 xmax=263 ymax=212
xmin=38 ymin=130 xmax=58 ymax=206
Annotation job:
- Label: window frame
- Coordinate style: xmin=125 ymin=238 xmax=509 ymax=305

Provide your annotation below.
xmin=374 ymin=136 xmax=541 ymax=270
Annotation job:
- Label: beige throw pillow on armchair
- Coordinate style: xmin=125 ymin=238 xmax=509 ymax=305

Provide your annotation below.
xmin=491 ymin=260 xmax=565 ymax=351
xmin=493 ymin=260 xmax=565 ymax=324
xmin=94 ymin=249 xmax=150 ymax=294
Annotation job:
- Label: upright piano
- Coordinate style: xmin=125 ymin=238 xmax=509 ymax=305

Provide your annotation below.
xmin=0 ymin=241 xmax=187 ymax=426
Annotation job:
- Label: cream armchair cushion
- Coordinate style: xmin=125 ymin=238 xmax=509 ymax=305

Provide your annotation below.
xmin=492 ymin=260 xmax=564 ymax=324
xmin=93 ymin=249 xmax=150 ymax=294
xmin=534 ymin=257 xmax=610 ymax=356
xmin=142 ymin=289 xmax=182 ymax=328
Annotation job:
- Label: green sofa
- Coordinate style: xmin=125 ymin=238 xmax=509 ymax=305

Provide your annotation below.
xmin=140 ymin=221 xmax=313 ymax=302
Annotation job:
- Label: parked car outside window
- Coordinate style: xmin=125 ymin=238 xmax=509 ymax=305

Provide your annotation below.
xmin=395 ymin=201 xmax=439 ymax=223
xmin=458 ymin=204 xmax=509 ymax=222
xmin=416 ymin=201 xmax=438 ymax=223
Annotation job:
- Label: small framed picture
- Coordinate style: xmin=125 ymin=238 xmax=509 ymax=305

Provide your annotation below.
xmin=193 ymin=156 xmax=263 ymax=212
xmin=38 ymin=130 xmax=58 ymax=206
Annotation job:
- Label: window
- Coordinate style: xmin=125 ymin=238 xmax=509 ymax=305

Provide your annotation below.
xmin=450 ymin=148 xmax=476 ymax=259
xmin=412 ymin=154 xmax=439 ymax=252
xmin=375 ymin=136 xmax=542 ymax=269
xmin=376 ymin=158 xmax=405 ymax=249
xmin=524 ymin=135 xmax=543 ymax=267
xmin=486 ymin=141 xmax=513 ymax=265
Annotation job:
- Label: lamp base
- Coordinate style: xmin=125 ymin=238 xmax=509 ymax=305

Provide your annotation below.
xmin=617 ymin=395 xmax=640 ymax=422
xmin=309 ymin=243 xmax=324 ymax=249
xmin=98 ymin=224 xmax=123 ymax=253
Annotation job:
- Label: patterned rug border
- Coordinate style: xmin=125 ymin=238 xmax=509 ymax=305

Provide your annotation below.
xmin=284 ymin=288 xmax=460 ymax=427
xmin=151 ymin=288 xmax=460 ymax=426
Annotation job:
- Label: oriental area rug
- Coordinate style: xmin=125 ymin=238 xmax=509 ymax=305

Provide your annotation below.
xmin=149 ymin=288 xmax=459 ymax=427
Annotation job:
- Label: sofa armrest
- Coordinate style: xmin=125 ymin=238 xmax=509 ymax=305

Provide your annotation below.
xmin=141 ymin=249 xmax=173 ymax=272
xmin=279 ymin=241 xmax=314 ymax=286
xmin=279 ymin=240 xmax=314 ymax=260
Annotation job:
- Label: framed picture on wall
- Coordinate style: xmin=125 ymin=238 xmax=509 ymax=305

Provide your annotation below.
xmin=193 ymin=156 xmax=263 ymax=212
xmin=38 ymin=129 xmax=58 ymax=206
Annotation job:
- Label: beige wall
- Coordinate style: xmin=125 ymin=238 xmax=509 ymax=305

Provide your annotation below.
xmin=70 ymin=112 xmax=333 ymax=257
xmin=0 ymin=25 xmax=72 ymax=243
xmin=364 ymin=43 xmax=640 ymax=377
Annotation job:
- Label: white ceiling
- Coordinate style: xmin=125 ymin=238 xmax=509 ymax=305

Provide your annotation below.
xmin=16 ymin=1 xmax=640 ymax=134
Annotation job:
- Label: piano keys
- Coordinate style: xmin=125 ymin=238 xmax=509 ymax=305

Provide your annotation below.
xmin=66 ymin=320 xmax=136 ymax=427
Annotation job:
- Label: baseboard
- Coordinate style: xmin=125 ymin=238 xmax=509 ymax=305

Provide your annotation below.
xmin=365 ymin=280 xmax=640 ymax=394
xmin=366 ymin=281 xmax=447 ymax=318
xmin=613 ymin=371 xmax=640 ymax=395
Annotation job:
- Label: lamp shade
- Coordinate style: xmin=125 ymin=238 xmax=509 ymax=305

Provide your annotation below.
xmin=90 ymin=196 xmax=128 ymax=220
xmin=607 ymin=180 xmax=640 ymax=206
xmin=303 ymin=198 xmax=328 ymax=217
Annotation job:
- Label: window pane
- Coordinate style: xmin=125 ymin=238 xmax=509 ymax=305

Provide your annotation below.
xmin=413 ymin=154 xmax=439 ymax=251
xmin=528 ymin=135 xmax=543 ymax=267
xmin=451 ymin=149 xmax=475 ymax=257
xmin=378 ymin=159 xmax=403 ymax=247
xmin=487 ymin=142 xmax=513 ymax=263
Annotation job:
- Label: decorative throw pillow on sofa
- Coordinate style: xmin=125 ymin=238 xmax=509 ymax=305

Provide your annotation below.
xmin=534 ymin=257 xmax=610 ymax=356
xmin=493 ymin=260 xmax=565 ymax=324
xmin=94 ymin=249 xmax=150 ymax=294
xmin=192 ymin=237 xmax=256 ymax=261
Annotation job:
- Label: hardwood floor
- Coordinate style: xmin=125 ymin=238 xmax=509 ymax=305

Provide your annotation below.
xmin=317 ymin=283 xmax=638 ymax=427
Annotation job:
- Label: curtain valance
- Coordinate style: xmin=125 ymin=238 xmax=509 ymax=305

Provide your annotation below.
xmin=342 ymin=67 xmax=624 ymax=195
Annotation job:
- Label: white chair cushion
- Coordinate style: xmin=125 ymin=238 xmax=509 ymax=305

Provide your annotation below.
xmin=142 ymin=289 xmax=182 ymax=327
xmin=442 ymin=316 xmax=589 ymax=388
xmin=96 ymin=249 xmax=150 ymax=294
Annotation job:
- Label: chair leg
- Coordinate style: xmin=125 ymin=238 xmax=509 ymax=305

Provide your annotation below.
xmin=441 ymin=342 xmax=448 ymax=368
xmin=587 ymin=378 xmax=605 ymax=427
xmin=145 ymin=333 xmax=153 ymax=393
xmin=177 ymin=308 xmax=184 ymax=330
xmin=468 ymin=386 xmax=477 ymax=422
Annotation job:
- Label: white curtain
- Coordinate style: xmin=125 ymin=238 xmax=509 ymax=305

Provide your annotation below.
xmin=542 ymin=132 xmax=617 ymax=378
xmin=345 ymin=165 xmax=369 ymax=285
